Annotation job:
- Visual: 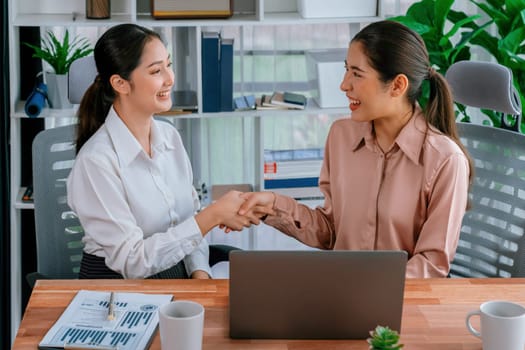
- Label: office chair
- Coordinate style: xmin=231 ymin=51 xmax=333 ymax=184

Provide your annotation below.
xmin=27 ymin=124 xmax=83 ymax=287
xmin=445 ymin=61 xmax=525 ymax=277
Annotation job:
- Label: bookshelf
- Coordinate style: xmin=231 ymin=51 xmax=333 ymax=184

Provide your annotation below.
xmin=8 ymin=0 xmax=385 ymax=344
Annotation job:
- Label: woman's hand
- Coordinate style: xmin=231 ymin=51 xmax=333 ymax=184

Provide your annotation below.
xmin=239 ymin=191 xmax=276 ymax=217
xmin=191 ymin=270 xmax=210 ymax=279
xmin=218 ymin=191 xmax=276 ymax=233
xmin=196 ymin=190 xmax=255 ymax=234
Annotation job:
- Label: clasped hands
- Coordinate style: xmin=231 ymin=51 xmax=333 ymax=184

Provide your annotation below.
xmin=213 ymin=190 xmax=276 ymax=233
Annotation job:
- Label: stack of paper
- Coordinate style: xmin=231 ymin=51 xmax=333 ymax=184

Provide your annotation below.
xmin=39 ymin=290 xmax=173 ymax=350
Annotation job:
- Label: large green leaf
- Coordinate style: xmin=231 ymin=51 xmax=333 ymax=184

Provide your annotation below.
xmin=500 ymin=27 xmax=525 ymax=53
xmin=506 ymin=0 xmax=525 ymax=16
xmin=450 ymin=21 xmax=493 ymax=62
xmin=406 ymin=0 xmax=436 ymax=26
xmin=434 ymin=0 xmax=455 ymax=34
xmin=388 ymin=16 xmax=432 ymax=35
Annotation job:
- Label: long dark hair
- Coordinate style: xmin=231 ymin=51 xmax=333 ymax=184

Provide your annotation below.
xmin=75 ymin=23 xmax=161 ymax=153
xmin=352 ymin=20 xmax=473 ymax=185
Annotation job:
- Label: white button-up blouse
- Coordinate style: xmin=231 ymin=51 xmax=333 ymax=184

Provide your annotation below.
xmin=67 ymin=107 xmax=210 ymax=278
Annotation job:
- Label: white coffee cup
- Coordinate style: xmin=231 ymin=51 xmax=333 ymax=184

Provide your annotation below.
xmin=159 ymin=300 xmax=205 ymax=350
xmin=466 ymin=300 xmax=525 ymax=350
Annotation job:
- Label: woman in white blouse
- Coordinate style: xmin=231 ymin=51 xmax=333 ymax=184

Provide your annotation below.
xmin=67 ymin=23 xmax=264 ymax=279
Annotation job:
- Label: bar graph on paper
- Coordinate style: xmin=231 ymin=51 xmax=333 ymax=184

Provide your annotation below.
xmin=39 ymin=290 xmax=173 ymax=350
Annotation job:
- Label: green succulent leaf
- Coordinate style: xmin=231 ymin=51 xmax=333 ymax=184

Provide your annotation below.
xmin=367 ymin=326 xmax=404 ymax=350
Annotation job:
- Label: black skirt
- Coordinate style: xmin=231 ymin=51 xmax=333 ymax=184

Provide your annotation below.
xmin=79 ymin=252 xmax=188 ymax=279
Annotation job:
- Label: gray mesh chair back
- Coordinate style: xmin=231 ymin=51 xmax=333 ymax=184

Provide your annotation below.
xmin=446 ymin=60 xmax=522 ymax=130
xmin=446 ymin=61 xmax=525 ymax=277
xmin=32 ymin=124 xmax=83 ymax=279
xmin=451 ymin=123 xmax=525 ymax=277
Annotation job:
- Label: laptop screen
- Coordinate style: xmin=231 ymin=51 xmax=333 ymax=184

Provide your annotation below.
xmin=229 ymin=250 xmax=407 ymax=339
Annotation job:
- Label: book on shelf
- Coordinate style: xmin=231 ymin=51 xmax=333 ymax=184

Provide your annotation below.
xmin=234 ymin=95 xmax=256 ymax=111
xmin=284 ymin=91 xmax=308 ymax=106
xmin=269 ymin=91 xmax=308 ymax=109
xmin=201 ymin=31 xmax=235 ymax=113
xmin=22 ymin=185 xmax=33 ymax=202
xmin=256 ymin=94 xmax=288 ymax=110
xmin=201 ymin=31 xmax=221 ymax=112
xmin=220 ymin=38 xmax=234 ymax=112
xmin=38 ymin=289 xmax=173 ymax=350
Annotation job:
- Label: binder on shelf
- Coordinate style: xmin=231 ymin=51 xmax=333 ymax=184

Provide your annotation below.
xmin=201 ymin=32 xmax=235 ymax=113
xmin=201 ymin=31 xmax=221 ymax=112
xmin=220 ymin=38 xmax=234 ymax=112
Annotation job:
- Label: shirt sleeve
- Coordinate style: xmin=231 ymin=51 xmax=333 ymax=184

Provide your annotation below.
xmin=67 ymin=153 xmax=206 ymax=279
xmin=406 ymin=152 xmax=470 ymax=278
xmin=183 ymin=233 xmax=212 ymax=277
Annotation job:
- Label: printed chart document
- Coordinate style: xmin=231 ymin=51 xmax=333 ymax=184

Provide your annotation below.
xmin=39 ymin=290 xmax=173 ymax=350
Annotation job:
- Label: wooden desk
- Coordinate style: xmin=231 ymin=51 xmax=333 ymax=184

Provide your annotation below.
xmin=12 ymin=278 xmax=525 ymax=349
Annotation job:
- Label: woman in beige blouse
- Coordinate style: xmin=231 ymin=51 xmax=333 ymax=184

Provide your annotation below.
xmin=239 ymin=20 xmax=473 ymax=278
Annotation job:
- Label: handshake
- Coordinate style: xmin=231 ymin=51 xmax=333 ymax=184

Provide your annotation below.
xmin=209 ymin=191 xmax=277 ymax=233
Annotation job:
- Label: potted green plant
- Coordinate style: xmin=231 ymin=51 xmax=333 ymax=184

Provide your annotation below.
xmin=24 ymin=29 xmax=93 ymax=109
xmin=389 ymin=0 xmax=490 ymax=116
xmin=389 ymin=0 xmax=525 ymax=133
xmin=367 ymin=325 xmax=404 ymax=350
xmin=447 ymin=0 xmax=525 ymax=130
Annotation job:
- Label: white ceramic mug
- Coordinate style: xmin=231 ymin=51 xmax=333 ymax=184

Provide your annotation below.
xmin=159 ymin=300 xmax=205 ymax=350
xmin=466 ymin=300 xmax=525 ymax=350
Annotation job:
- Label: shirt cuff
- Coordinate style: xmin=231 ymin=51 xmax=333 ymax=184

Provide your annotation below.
xmin=169 ymin=216 xmax=203 ymax=241
xmin=183 ymin=239 xmax=212 ymax=278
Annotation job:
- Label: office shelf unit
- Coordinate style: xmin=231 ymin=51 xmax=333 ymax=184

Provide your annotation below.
xmin=8 ymin=0 xmax=384 ymax=343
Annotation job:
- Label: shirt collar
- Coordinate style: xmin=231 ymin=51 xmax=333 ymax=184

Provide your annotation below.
xmin=105 ymin=108 xmax=174 ymax=168
xmin=350 ymin=106 xmax=429 ymax=165
xmin=350 ymin=121 xmax=371 ymax=151
xmin=150 ymin=119 xmax=175 ymax=154
xmin=395 ymin=107 xmax=428 ymax=165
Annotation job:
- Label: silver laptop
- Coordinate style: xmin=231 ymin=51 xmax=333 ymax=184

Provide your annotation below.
xmin=229 ymin=250 xmax=407 ymax=339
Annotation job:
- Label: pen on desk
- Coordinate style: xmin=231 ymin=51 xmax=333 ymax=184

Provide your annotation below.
xmin=64 ymin=344 xmax=117 ymax=350
xmin=107 ymin=291 xmax=115 ymax=321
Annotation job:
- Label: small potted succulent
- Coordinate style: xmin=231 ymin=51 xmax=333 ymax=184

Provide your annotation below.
xmin=24 ymin=29 xmax=93 ymax=109
xmin=367 ymin=325 xmax=404 ymax=350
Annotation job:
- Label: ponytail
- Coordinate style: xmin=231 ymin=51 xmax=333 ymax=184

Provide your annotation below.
xmin=425 ymin=68 xmax=455 ymax=137
xmin=75 ymin=76 xmax=114 ymax=153
xmin=426 ymin=69 xmax=474 ymax=188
